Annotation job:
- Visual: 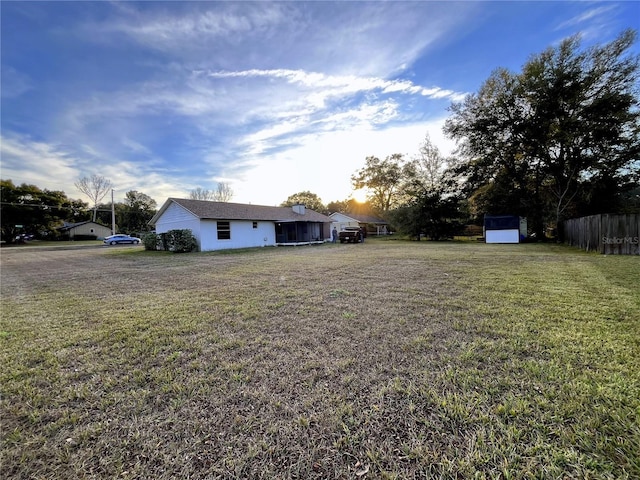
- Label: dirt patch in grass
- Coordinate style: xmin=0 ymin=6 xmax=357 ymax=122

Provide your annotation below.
xmin=1 ymin=242 xmax=639 ymax=479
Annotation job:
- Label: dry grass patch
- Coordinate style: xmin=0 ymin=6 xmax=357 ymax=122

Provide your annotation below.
xmin=1 ymin=241 xmax=638 ymax=479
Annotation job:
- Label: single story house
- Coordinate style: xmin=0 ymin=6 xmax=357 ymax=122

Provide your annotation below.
xmin=58 ymin=221 xmax=112 ymax=240
xmin=484 ymin=215 xmax=527 ymax=243
xmin=329 ymin=212 xmax=389 ymax=235
xmin=149 ymin=198 xmax=333 ymax=251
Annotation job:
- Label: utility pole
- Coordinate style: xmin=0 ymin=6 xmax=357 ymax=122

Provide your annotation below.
xmin=111 ymin=189 xmax=116 ymax=235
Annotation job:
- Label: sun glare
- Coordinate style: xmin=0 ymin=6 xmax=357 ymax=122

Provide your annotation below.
xmin=352 ymin=188 xmax=368 ymax=203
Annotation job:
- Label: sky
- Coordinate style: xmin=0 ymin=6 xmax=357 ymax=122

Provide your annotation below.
xmin=1 ymin=1 xmax=639 ymax=208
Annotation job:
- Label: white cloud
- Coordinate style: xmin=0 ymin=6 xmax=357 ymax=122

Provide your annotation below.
xmin=555 ymin=6 xmax=618 ymax=31
xmin=0 ymin=134 xmax=185 ymax=204
xmin=1 ymin=66 xmax=34 ymax=98
xmin=230 ymin=117 xmax=457 ymax=206
xmin=97 ymin=3 xmax=292 ymax=50
xmin=207 ymin=68 xmax=466 ymax=104
xmin=553 ymin=5 xmax=622 ymax=43
xmin=0 ymin=134 xmax=80 ymax=191
xmin=2 ymin=2 xmax=479 ymax=209
xmin=59 ymin=65 xmax=466 ymax=187
xmin=87 ymin=2 xmax=480 ymax=78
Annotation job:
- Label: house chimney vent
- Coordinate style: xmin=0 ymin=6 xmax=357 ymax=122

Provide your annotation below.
xmin=292 ymin=204 xmax=306 ymax=215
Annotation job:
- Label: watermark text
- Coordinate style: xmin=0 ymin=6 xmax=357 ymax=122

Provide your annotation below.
xmin=602 ymin=236 xmax=639 ymax=245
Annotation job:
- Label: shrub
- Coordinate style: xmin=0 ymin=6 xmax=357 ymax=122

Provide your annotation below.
xmin=142 ymin=232 xmax=159 ymax=251
xmin=144 ymin=230 xmax=197 ymax=252
xmin=165 ymin=229 xmax=197 ymax=253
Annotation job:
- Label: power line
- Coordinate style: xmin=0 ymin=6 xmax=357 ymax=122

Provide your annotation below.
xmin=0 ymin=201 xmax=115 ymax=211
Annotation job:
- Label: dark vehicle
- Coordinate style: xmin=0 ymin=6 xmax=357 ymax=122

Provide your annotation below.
xmin=339 ymin=227 xmax=363 ymax=243
xmin=103 ymin=234 xmax=141 ymax=245
xmin=15 ymin=234 xmax=35 ymax=243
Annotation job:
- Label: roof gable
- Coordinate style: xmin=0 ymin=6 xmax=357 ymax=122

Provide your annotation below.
xmin=58 ymin=221 xmax=111 ymax=231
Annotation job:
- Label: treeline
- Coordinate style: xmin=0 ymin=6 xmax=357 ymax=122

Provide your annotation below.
xmin=0 ymin=180 xmax=157 ymax=243
xmin=285 ymin=30 xmax=640 ymax=241
xmin=315 ymin=30 xmax=640 ymax=240
xmin=3 ymin=31 xmax=638 ymax=243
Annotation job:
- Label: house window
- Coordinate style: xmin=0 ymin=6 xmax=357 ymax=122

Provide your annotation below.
xmin=253 ymin=221 xmax=258 ymax=229
xmin=217 ymin=221 xmax=231 ymax=240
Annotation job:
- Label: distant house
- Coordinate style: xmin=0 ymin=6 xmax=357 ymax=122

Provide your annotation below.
xmin=329 ymin=212 xmax=389 ymax=235
xmin=58 ymin=221 xmax=112 ymax=240
xmin=149 ymin=198 xmax=333 ymax=252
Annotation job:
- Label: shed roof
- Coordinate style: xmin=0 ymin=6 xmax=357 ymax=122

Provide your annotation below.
xmin=58 ymin=221 xmax=110 ymax=231
xmin=150 ymin=198 xmax=332 ymax=225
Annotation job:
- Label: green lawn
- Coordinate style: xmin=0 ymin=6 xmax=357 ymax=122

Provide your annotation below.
xmin=1 ymin=240 xmax=638 ymax=479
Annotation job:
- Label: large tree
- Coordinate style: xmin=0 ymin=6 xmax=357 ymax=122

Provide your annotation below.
xmin=119 ymin=190 xmax=157 ymax=233
xmin=388 ymin=137 xmax=466 ymax=240
xmin=327 ymin=198 xmax=375 ymax=216
xmin=280 ymin=191 xmax=326 ymax=213
xmin=351 ymin=154 xmax=409 ymax=212
xmin=389 ymin=187 xmax=463 ymax=241
xmin=411 ymin=134 xmax=449 ymax=191
xmin=75 ymin=174 xmax=113 ymax=222
xmin=444 ymin=29 xmax=640 ymax=237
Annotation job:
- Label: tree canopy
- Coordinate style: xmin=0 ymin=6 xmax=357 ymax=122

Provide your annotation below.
xmin=119 ymin=190 xmax=157 ymax=233
xmin=381 ymin=136 xmax=466 ymax=239
xmin=444 ymin=29 xmax=640 ymax=236
xmin=280 ymin=191 xmax=327 ymax=213
xmin=351 ymin=154 xmax=409 ymax=213
xmin=0 ymin=179 xmax=88 ymax=242
xmin=0 ymin=179 xmax=159 ymax=241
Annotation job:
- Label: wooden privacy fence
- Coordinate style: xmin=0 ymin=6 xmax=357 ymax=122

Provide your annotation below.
xmin=561 ymin=214 xmax=640 ymax=255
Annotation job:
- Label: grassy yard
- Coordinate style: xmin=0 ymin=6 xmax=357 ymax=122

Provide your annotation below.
xmin=1 ymin=240 xmax=638 ymax=479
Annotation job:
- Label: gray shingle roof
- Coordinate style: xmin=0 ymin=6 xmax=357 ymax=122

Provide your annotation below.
xmin=159 ymin=198 xmax=332 ymax=223
xmin=58 ymin=221 xmax=107 ymax=231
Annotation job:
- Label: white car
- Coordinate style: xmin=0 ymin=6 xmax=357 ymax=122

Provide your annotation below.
xmin=103 ymin=234 xmax=141 ymax=245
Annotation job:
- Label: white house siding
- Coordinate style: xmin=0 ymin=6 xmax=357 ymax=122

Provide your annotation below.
xmin=154 ymin=202 xmax=201 ymax=244
xmin=329 ymin=213 xmax=359 ymax=233
xmin=200 ymin=219 xmax=276 ymax=251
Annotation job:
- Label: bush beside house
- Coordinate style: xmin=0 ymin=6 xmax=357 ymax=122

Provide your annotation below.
xmin=143 ymin=229 xmax=197 ymax=253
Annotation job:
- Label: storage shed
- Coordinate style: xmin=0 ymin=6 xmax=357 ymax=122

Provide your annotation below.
xmin=57 ymin=221 xmax=113 ymax=240
xmin=484 ymin=215 xmax=527 ymax=243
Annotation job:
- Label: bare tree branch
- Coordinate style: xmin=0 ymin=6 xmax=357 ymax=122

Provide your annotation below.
xmin=190 ymin=183 xmax=234 ymax=202
xmin=189 ymin=187 xmax=215 ymax=201
xmin=212 ymin=182 xmax=234 ymax=202
xmin=75 ymin=174 xmax=112 ymax=222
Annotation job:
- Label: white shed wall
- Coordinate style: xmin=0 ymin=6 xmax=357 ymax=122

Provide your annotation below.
xmin=200 ymin=220 xmax=275 ymax=251
xmin=486 ymin=229 xmax=520 ymax=243
xmin=154 ymin=202 xmax=201 ymax=243
xmin=70 ymin=223 xmax=112 ymax=239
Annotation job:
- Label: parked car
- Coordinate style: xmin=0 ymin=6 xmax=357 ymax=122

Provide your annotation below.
xmin=103 ymin=234 xmax=141 ymax=245
xmin=15 ymin=234 xmax=35 ymax=243
xmin=339 ymin=227 xmax=364 ymax=243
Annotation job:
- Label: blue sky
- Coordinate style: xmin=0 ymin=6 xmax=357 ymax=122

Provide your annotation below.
xmin=2 ymin=1 xmax=639 ymax=207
